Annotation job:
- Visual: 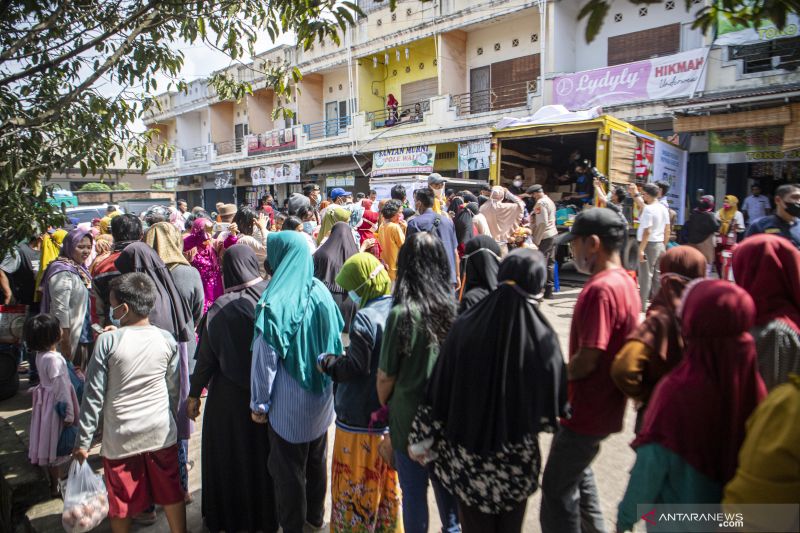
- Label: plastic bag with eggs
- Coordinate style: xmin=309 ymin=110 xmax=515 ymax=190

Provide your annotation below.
xmin=61 ymin=460 xmax=109 ymax=533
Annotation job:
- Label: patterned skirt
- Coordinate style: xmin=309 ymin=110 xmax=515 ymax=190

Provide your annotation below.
xmin=330 ymin=423 xmax=403 ymax=533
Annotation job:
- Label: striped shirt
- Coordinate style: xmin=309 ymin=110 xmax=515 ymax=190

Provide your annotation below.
xmin=250 ymin=337 xmax=334 ymax=443
xmin=752 ymin=319 xmax=800 ymax=391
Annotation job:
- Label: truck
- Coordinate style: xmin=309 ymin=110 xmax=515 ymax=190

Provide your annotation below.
xmin=488 ymin=106 xmax=689 ymax=224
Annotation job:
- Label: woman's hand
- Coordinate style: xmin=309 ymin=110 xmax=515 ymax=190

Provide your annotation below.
xmin=255 ymin=213 xmax=268 ymax=232
xmin=72 ymin=448 xmax=89 ymax=463
xmin=186 ymin=397 xmax=201 ymax=421
xmin=360 ymin=238 xmax=376 ymax=253
xmin=228 ymin=222 xmax=239 ymax=236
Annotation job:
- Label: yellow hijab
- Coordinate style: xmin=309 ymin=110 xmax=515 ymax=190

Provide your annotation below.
xmin=98 ymin=210 xmax=120 ymax=235
xmin=718 ymin=195 xmax=739 ymax=236
xmin=316 ymin=207 xmax=350 ymax=245
xmin=145 ymin=222 xmax=190 ymax=270
xmin=34 ymin=229 xmax=67 ymax=301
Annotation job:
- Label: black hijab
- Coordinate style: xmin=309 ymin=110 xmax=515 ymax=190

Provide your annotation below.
xmin=427 ymin=248 xmax=567 ymax=456
xmin=115 ymin=242 xmax=193 ymax=342
xmin=313 ymin=221 xmax=358 ymax=294
xmin=200 ymin=245 xmax=267 ymax=389
xmin=453 ymin=202 xmax=476 ymax=246
xmin=459 ymin=235 xmax=500 ymax=313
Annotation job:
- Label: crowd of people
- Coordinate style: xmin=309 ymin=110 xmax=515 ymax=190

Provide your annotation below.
xmin=0 ymin=173 xmax=798 ymax=533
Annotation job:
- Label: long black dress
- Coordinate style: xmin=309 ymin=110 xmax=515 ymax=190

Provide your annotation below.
xmin=313 ymin=221 xmax=358 ymax=333
xmin=189 ymin=245 xmax=278 ymax=533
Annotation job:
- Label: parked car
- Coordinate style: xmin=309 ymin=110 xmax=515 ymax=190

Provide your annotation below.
xmin=65 ymin=204 xmax=124 ymax=225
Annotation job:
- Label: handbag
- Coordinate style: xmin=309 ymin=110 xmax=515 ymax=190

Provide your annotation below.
xmin=55 ymin=401 xmax=78 ymax=457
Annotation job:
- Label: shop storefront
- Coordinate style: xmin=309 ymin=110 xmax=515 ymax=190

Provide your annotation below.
xmin=306 ymin=156 xmax=370 ymax=199
xmin=249 ymin=162 xmax=302 ymax=205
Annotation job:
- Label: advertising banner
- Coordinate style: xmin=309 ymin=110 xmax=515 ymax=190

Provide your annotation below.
xmin=252 ymin=163 xmax=301 ymax=185
xmin=716 ymin=9 xmax=799 ymax=45
xmin=553 ymin=48 xmax=708 ymax=110
xmin=635 ymin=137 xmax=655 ymax=181
xmin=372 ymin=145 xmax=436 ymax=176
xmin=709 ymin=127 xmax=800 ymax=164
xmin=634 ymin=134 xmax=689 ymax=224
xmin=458 ymin=140 xmax=491 ymax=172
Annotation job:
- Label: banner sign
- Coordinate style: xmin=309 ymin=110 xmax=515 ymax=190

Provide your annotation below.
xmin=458 ymin=140 xmax=490 ymax=172
xmin=709 ymin=127 xmax=800 ymax=164
xmin=325 ymin=176 xmax=355 ymax=188
xmin=251 ymin=163 xmax=301 ymax=185
xmin=372 ymin=145 xmax=436 ymax=176
xmin=634 ymin=134 xmax=689 ymax=224
xmin=553 ymin=48 xmax=708 ymax=110
xmin=716 ymin=10 xmax=799 ymax=45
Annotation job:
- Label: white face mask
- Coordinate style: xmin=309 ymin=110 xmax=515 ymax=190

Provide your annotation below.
xmin=513 ymin=180 xmax=523 ymax=188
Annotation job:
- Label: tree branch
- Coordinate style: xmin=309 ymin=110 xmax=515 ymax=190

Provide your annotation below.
xmin=0 ymin=2 xmax=70 ymax=63
xmin=0 ymin=0 xmax=160 ymax=87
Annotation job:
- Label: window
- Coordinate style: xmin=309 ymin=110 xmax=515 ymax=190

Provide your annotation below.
xmin=730 ymin=36 xmax=800 ymax=74
xmin=490 ymin=54 xmax=540 ymax=109
xmin=608 ymin=23 xmax=680 ymax=65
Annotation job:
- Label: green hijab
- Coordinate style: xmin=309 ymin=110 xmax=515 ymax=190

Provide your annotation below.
xmin=255 ymin=231 xmax=344 ymax=394
xmin=335 ymin=252 xmax=391 ymax=307
xmin=317 ymin=207 xmax=351 ymax=245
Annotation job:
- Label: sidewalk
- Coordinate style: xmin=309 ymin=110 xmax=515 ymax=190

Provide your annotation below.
xmin=1 ymin=287 xmax=640 ymax=532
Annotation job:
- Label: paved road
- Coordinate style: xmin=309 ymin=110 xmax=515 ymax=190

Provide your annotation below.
xmin=12 ymin=286 xmax=641 ymax=532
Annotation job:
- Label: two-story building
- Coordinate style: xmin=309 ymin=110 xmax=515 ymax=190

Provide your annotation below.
xmin=144 ymin=0 xmax=800 ymax=213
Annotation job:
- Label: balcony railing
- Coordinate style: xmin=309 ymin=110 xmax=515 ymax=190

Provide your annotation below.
xmin=303 ymin=116 xmax=352 ymax=140
xmin=247 ymin=127 xmax=298 ymax=156
xmin=451 ymin=80 xmax=538 ymax=116
xmin=182 ymin=145 xmax=208 ymax=162
xmin=215 ymin=138 xmax=245 ymax=156
xmin=366 ymin=100 xmax=430 ymax=129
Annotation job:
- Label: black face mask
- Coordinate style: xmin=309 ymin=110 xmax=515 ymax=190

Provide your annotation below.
xmin=784 ymin=201 xmax=800 ymax=218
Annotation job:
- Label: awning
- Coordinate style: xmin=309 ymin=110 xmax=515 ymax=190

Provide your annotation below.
xmin=306 ymin=156 xmax=370 ymax=176
xmin=674 ymin=105 xmax=792 ymax=133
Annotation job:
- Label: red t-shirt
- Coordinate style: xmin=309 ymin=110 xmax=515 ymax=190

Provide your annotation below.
xmin=561 ymin=267 xmax=640 ymax=436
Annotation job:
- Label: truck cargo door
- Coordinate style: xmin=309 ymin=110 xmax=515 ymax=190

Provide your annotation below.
xmin=609 ymin=130 xmax=637 ymax=183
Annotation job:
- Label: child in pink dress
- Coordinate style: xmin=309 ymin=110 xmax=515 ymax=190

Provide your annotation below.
xmin=25 ymin=314 xmax=80 ymax=496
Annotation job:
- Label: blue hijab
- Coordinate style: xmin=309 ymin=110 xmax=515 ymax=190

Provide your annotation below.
xmin=255 ymin=232 xmax=344 ymax=394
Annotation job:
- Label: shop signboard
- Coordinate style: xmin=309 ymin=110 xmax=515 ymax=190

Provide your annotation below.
xmin=372 ymin=145 xmax=436 ymax=176
xmin=552 ymin=48 xmax=708 ymax=110
xmin=252 ymin=163 xmax=301 ymax=184
xmin=634 ymin=134 xmax=689 ymax=224
xmin=709 ymin=127 xmax=800 ymax=164
xmin=458 ymin=140 xmax=490 ymax=172
xmin=325 ymin=175 xmax=355 ymax=188
xmin=716 ymin=6 xmax=799 ymax=45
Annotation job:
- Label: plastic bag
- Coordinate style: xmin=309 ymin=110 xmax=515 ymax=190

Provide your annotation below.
xmin=61 ymin=460 xmax=108 ymax=533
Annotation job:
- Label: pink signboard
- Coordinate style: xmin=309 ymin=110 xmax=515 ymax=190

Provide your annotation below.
xmin=553 ymin=48 xmax=708 ymax=110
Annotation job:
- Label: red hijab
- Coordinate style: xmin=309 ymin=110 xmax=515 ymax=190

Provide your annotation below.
xmin=732 ymin=234 xmax=800 ymax=335
xmin=357 ymin=210 xmax=382 ymax=258
xmin=633 ymin=280 xmax=766 ymax=484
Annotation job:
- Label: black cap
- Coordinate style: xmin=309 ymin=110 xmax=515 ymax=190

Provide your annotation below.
xmin=555 ymin=207 xmax=626 ymax=245
xmin=526 ymin=184 xmax=543 ymax=194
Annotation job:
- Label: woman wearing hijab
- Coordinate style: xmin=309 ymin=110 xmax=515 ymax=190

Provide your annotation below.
xmin=458 ymin=235 xmax=500 ymax=313
xmin=377 ymin=231 xmax=460 ymax=533
xmin=34 ymin=229 xmax=67 ymax=302
xmin=723 ymin=374 xmax=800 ymax=528
xmin=183 ymin=217 xmax=223 ymax=313
xmin=453 ymin=201 xmax=476 ymax=255
xmin=617 ymin=280 xmax=767 ymax=532
xmin=146 ymin=222 xmax=205 ymax=343
xmin=314 ymin=221 xmax=359 ymax=334
xmin=732 ymin=234 xmax=800 ymax=390
xmin=186 ymin=245 xmax=278 ymax=533
xmin=40 ymin=228 xmax=94 ymax=365
xmin=683 ymin=195 xmax=719 ymax=273
xmin=115 ymin=242 xmax=196 ymax=501
xmin=250 ymin=231 xmax=344 ymax=533
xmin=409 ymin=249 xmax=566 ymax=532
xmin=714 ymin=194 xmax=745 ymax=276
xmin=357 ymin=210 xmax=382 ymax=259
xmin=317 ymin=206 xmax=352 ymax=246
xmin=90 ymin=234 xmax=114 ymax=276
xmin=317 ymin=253 xmax=402 ymax=532
xmin=611 ymin=246 xmax=707 ymax=431
xmin=478 ymin=186 xmax=525 ymax=256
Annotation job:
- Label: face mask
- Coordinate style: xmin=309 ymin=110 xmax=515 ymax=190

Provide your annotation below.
xmin=348 ymin=264 xmax=385 ymax=307
xmin=513 ymin=180 xmax=523 ymax=188
xmin=347 ymin=290 xmax=362 ymax=306
xmin=302 ymin=221 xmax=315 ymax=234
xmin=784 ymin=201 xmax=800 ymax=217
xmin=723 ymin=203 xmax=731 ymax=209
xmin=110 ymin=303 xmax=127 ymax=328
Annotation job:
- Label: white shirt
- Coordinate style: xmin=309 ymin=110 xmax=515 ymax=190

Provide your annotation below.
xmin=637 ymin=202 xmax=670 ymax=242
xmin=742 ymin=194 xmax=771 ymax=223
